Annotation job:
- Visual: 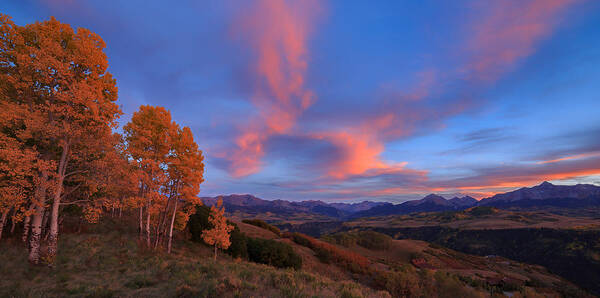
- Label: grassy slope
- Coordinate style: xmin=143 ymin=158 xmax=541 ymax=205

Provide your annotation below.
xmin=1 ymin=214 xmax=591 ymax=297
xmin=354 ymin=239 xmax=565 ymax=288
xmin=236 ymin=221 xmax=352 ymax=281
xmin=0 ymin=218 xmax=388 ymax=298
xmin=242 ymin=222 xmax=590 ymax=297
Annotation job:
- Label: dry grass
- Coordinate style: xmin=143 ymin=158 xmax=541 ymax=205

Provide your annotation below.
xmin=2 ymin=214 xmax=589 ymax=297
xmin=235 ymin=221 xmax=280 ymax=240
xmin=0 ymin=218 xmax=389 ymax=298
xmin=309 ymin=233 xmax=589 ymax=298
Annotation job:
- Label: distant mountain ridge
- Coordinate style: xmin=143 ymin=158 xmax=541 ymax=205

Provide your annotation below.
xmin=200 ymin=194 xmax=388 ymax=218
xmin=478 ymin=181 xmax=600 ymax=208
xmin=350 ymin=194 xmax=477 ymax=218
xmin=448 ymin=195 xmax=478 ymax=206
xmin=202 ymin=182 xmax=600 ymax=219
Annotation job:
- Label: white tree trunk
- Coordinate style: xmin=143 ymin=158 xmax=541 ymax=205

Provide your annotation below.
xmin=28 ymin=172 xmax=48 ymax=264
xmin=145 ymin=202 xmax=151 ymax=247
xmin=41 ymin=209 xmax=49 ymax=240
xmin=10 ymin=208 xmax=17 ymax=234
xmin=167 ymin=198 xmax=178 ymax=254
xmin=48 ymin=142 xmax=69 ymax=261
xmin=138 ymin=206 xmax=143 ymax=237
xmin=0 ymin=211 xmax=8 ymax=241
xmin=22 ymin=215 xmax=31 ymax=243
xmin=28 ymin=204 xmax=45 ymax=264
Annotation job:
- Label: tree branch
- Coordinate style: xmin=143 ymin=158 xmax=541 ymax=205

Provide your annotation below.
xmin=61 ymin=183 xmax=83 ymax=199
xmin=60 ymin=199 xmax=91 ymax=206
xmin=65 ymin=170 xmax=87 ymax=178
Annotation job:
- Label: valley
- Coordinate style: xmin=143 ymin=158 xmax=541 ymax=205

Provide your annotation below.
xmin=198 ymin=182 xmax=600 ymax=296
xmin=1 ymin=181 xmax=599 ymax=297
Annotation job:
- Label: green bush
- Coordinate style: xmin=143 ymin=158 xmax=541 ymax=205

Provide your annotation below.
xmin=246 ymin=238 xmax=302 ymax=270
xmin=322 ymin=232 xmax=357 ymax=247
xmin=188 ymin=205 xmax=211 ymax=243
xmin=242 ymin=219 xmax=281 ymax=236
xmin=226 ymin=226 xmax=248 ymax=259
xmin=355 ymin=231 xmax=393 ymax=250
xmin=466 ymin=206 xmax=496 ymax=216
xmin=315 ymin=247 xmax=332 ymax=264
xmin=322 ymin=231 xmax=392 ymax=250
xmin=188 ymin=205 xmax=247 ymax=259
xmin=188 ymin=207 xmax=300 ymax=269
xmin=289 ymin=232 xmax=312 ymax=248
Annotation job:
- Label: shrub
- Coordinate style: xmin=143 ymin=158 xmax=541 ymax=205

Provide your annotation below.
xmin=322 ymin=230 xmax=392 ymax=250
xmin=125 ymin=275 xmax=158 ymax=289
xmin=246 ymin=238 xmax=302 ymax=270
xmin=226 ymin=226 xmax=248 ymax=259
xmin=242 ymin=219 xmax=281 ymax=236
xmin=355 ymin=231 xmax=393 ymax=250
xmin=434 ymin=271 xmax=476 ymax=297
xmin=189 ymin=207 xmax=301 ymax=270
xmin=188 ymin=205 xmax=212 ymax=242
xmin=322 ymin=232 xmax=357 ymax=247
xmin=373 ymin=270 xmax=420 ymax=297
xmin=287 ymin=232 xmax=369 ymax=273
xmin=466 ymin=206 xmax=496 ymax=216
xmin=189 ymin=205 xmax=247 ymax=259
xmin=289 ymin=232 xmax=312 ymax=247
xmin=315 ymin=247 xmax=332 ymax=264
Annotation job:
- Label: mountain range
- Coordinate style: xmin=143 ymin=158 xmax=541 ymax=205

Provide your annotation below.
xmin=201 ymin=195 xmax=387 ymax=218
xmin=478 ymin=181 xmax=600 ymax=208
xmin=202 ymin=181 xmax=600 ymax=219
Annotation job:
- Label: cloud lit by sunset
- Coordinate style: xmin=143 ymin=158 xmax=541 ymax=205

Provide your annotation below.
xmin=8 ymin=0 xmax=599 ymax=203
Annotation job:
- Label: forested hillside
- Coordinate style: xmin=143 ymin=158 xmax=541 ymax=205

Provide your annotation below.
xmin=370 ymin=226 xmax=600 ymax=295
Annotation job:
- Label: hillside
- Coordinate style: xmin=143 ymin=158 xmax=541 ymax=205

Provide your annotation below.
xmin=276 ymin=207 xmax=600 ymax=295
xmin=239 ymin=218 xmax=588 ymax=297
xmin=333 ymin=237 xmax=583 ymax=296
xmin=1 ymin=212 xmax=588 ymax=297
xmin=0 ymin=218 xmax=387 ymax=298
xmin=367 ymin=226 xmax=600 ymax=296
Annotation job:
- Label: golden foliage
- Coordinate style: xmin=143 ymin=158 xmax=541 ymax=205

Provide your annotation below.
xmin=202 ymin=199 xmax=234 ymax=250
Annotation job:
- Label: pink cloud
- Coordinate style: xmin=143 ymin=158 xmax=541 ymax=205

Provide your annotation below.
xmin=224 ymin=0 xmax=588 ymax=201
xmin=299 ymin=0 xmax=582 ymax=192
xmin=536 ymin=151 xmax=600 ymax=164
xmin=227 ymin=0 xmax=322 ymax=177
xmin=464 ymin=0 xmax=579 ymax=81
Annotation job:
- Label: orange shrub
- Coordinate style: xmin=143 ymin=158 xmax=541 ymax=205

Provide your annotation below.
xmin=286 ymin=232 xmax=370 ymax=273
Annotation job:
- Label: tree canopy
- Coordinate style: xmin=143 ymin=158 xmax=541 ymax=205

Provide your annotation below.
xmin=0 ymin=14 xmax=204 ymax=264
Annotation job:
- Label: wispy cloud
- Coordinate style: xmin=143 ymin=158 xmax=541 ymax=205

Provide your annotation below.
xmin=432 ymin=155 xmax=600 ymax=196
xmin=226 ymin=0 xmax=322 ymax=177
xmin=464 ymin=0 xmax=579 ymax=81
xmin=537 ymin=152 xmax=600 ymax=164
xmin=291 ymin=0 xmax=584 ymax=197
xmin=16 ymin=0 xmax=595 ymax=202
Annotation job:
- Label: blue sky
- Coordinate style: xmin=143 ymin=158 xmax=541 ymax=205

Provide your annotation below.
xmin=3 ymin=0 xmax=600 ymax=202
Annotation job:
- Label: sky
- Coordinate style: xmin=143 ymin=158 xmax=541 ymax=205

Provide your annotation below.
xmin=3 ymin=0 xmax=600 ymax=203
